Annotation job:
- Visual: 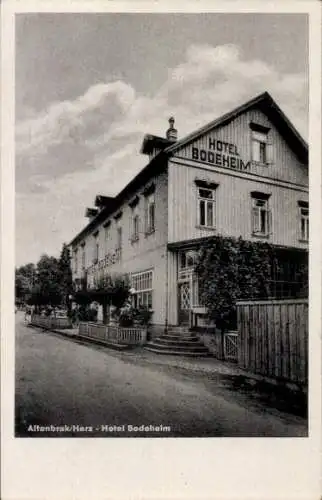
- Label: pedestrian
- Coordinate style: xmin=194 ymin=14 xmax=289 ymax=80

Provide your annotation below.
xmin=25 ymin=307 xmax=31 ymax=324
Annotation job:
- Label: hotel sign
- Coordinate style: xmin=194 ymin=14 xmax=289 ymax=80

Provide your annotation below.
xmin=191 ymin=137 xmax=251 ymax=172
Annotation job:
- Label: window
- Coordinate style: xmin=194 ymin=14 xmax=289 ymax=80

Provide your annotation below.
xmin=145 ymin=193 xmax=155 ymax=234
xmin=81 ymin=244 xmax=86 ymax=269
xmin=298 ymin=202 xmax=309 ymax=241
xmin=93 ymin=232 xmax=99 ymax=264
xmin=116 ymin=226 xmax=122 ymax=250
xmin=251 ymin=194 xmax=271 ymax=236
xmin=198 ymin=187 xmax=215 ymax=228
xmin=131 ymin=270 xmax=153 ymax=309
xmin=73 ymin=249 xmax=78 ymax=274
xmin=104 ymin=223 xmax=110 ymax=255
xmin=130 ymin=208 xmax=140 ymax=242
xmin=251 ymin=130 xmax=268 ymax=163
xmin=179 ymin=250 xmax=198 ymax=270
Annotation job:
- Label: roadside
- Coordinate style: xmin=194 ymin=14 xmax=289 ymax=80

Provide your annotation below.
xmin=29 ymin=321 xmax=308 ymax=422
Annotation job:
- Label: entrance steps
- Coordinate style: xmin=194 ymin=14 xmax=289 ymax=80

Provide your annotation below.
xmin=145 ymin=326 xmax=211 ymax=357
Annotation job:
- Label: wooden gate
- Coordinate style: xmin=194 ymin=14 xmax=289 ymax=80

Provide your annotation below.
xmin=224 ymin=332 xmax=238 ymax=361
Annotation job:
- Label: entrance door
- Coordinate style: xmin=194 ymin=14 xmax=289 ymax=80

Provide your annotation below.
xmin=178 ymin=282 xmax=191 ymax=325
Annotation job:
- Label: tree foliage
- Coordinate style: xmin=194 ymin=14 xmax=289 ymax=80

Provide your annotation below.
xmin=15 ymin=243 xmax=74 ymax=310
xmin=58 ymin=243 xmax=73 ymax=311
xmin=73 ymin=273 xmax=130 ymax=324
xmin=15 ymin=263 xmax=37 ymax=304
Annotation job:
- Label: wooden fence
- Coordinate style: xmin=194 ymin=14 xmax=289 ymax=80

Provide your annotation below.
xmin=79 ymin=322 xmax=147 ymax=346
xmin=237 ymin=299 xmax=308 ymax=385
xmin=31 ymin=314 xmax=72 ymax=330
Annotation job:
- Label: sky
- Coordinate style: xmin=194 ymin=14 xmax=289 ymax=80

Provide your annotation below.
xmin=15 ymin=13 xmax=309 ymax=267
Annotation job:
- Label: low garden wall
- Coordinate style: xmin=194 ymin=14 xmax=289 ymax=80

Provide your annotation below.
xmin=78 ymin=322 xmax=148 ymax=346
xmin=30 ymin=314 xmax=72 ymax=330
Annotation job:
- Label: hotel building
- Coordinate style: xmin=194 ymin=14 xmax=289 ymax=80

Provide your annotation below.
xmin=69 ymin=92 xmax=308 ymax=335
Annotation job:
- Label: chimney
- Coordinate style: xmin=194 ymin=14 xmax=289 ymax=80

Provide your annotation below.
xmin=166 ymin=116 xmax=178 ymax=142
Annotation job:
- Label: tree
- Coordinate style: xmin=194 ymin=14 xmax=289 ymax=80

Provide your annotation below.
xmin=15 ymin=263 xmax=37 ymax=305
xmin=74 ymin=273 xmax=131 ymax=324
xmin=58 ymin=243 xmax=74 ymax=315
xmin=36 ymin=254 xmax=62 ymax=308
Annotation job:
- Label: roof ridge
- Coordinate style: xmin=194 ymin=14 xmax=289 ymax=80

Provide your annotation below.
xmin=165 ymin=91 xmax=307 ymax=155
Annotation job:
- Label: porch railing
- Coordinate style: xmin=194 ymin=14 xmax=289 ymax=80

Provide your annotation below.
xmin=78 ymin=322 xmax=147 ymax=346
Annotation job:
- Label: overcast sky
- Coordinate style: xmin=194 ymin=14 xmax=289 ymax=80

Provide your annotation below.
xmin=15 ymin=13 xmax=308 ymax=267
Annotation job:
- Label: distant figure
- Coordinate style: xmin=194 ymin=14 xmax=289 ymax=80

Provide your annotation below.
xmin=25 ymin=307 xmax=32 ymax=324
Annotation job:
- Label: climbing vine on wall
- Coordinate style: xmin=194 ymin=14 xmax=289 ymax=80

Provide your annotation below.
xmin=195 ymin=236 xmax=278 ymax=330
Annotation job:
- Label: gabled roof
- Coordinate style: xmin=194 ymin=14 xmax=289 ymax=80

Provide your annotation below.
xmin=165 ymin=91 xmax=308 ymax=164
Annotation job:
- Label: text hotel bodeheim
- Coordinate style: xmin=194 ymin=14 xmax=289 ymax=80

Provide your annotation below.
xmin=69 ymin=92 xmax=308 ymax=335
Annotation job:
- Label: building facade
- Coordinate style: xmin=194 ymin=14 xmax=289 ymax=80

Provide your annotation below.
xmin=69 ymin=92 xmax=308 ymax=333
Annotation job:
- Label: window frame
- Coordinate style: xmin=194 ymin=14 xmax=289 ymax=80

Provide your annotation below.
xmin=251 ymin=195 xmax=271 ymax=237
xmin=130 ymin=206 xmax=140 ymax=243
xmin=93 ymin=232 xmax=99 ymax=264
xmin=251 ymin=130 xmax=268 ymax=164
xmin=298 ymin=202 xmax=309 ymax=242
xmin=81 ymin=243 xmax=86 ymax=269
xmin=116 ymin=225 xmax=122 ymax=251
xmin=145 ymin=192 xmax=155 ymax=235
xmin=73 ymin=249 xmax=78 ymax=274
xmin=130 ymin=270 xmax=154 ymax=310
xmin=197 ymin=186 xmax=216 ymax=229
xmin=104 ymin=223 xmax=110 ymax=256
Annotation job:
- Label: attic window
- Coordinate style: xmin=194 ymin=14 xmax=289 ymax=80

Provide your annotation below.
xmin=250 ymin=127 xmax=273 ymax=165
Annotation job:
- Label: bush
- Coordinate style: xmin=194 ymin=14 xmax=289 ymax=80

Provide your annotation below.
xmin=77 ymin=306 xmax=97 ymax=322
xmin=133 ymin=306 xmax=153 ymax=326
xmin=118 ymin=309 xmax=134 ymax=327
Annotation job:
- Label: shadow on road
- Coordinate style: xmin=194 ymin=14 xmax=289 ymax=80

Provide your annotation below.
xmin=220 ymin=374 xmax=307 ymax=418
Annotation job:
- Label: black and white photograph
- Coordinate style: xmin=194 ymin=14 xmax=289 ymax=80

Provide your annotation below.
xmin=13 ymin=11 xmax=311 ymax=440
xmin=2 ymin=1 xmax=322 ymax=499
